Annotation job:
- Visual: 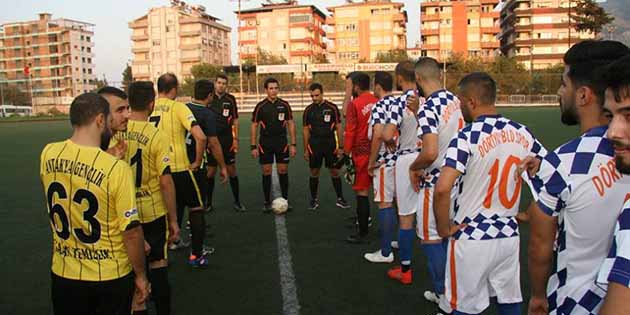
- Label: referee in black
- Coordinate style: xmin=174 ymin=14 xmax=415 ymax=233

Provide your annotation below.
xmin=302 ymin=83 xmax=350 ymax=211
xmin=251 ymin=77 xmax=297 ymax=212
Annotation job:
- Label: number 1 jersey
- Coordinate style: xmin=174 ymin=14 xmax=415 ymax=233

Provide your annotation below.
xmin=40 ymin=140 xmax=139 ymax=281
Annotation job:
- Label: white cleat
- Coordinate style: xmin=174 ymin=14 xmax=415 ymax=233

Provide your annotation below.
xmin=391 ymin=241 xmax=399 ymax=249
xmin=363 ymin=249 xmax=394 ymax=263
xmin=424 ymin=291 xmax=440 ymax=304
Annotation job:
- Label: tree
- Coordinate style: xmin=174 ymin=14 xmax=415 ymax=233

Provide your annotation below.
xmin=1 ymin=85 xmax=29 ymax=105
xmin=572 ymin=0 xmax=615 ymax=35
xmin=121 ymin=65 xmax=132 ymax=92
xmin=375 ymin=49 xmax=409 ymax=63
xmin=93 ymin=76 xmax=108 ymax=92
xmin=179 ymin=63 xmax=226 ymax=97
xmin=246 ymin=48 xmax=288 ymax=65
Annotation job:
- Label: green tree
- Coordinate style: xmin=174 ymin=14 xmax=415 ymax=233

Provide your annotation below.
xmin=92 ymin=76 xmax=108 ymax=92
xmin=246 ymin=48 xmax=288 ymax=65
xmin=121 ymin=65 xmax=132 ymax=92
xmin=375 ymin=49 xmax=409 ymax=63
xmin=179 ymin=63 xmax=226 ymax=97
xmin=572 ymin=0 xmax=615 ymax=35
xmin=1 ymin=85 xmax=29 ymax=105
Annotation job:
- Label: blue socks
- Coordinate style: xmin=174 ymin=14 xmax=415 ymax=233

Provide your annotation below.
xmin=399 ymin=228 xmax=414 ymax=270
xmin=422 ymin=240 xmax=448 ymax=294
xmin=497 ymin=302 xmax=521 ymax=315
xmin=378 ymin=207 xmax=396 ymax=257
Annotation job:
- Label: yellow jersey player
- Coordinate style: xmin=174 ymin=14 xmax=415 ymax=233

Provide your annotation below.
xmin=97 ymin=86 xmax=130 ymax=159
xmin=151 ymin=73 xmax=209 ymax=267
xmin=40 ymin=93 xmax=149 ymax=315
xmin=114 ymin=81 xmax=180 ymax=314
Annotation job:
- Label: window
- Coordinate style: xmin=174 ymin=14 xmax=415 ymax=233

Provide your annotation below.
xmin=166 ymin=26 xmax=172 ymax=32
xmin=289 ymin=14 xmax=311 ymax=23
xmin=87 ymin=69 xmax=92 ymax=74
xmin=80 ymin=35 xmax=84 ymax=41
xmin=87 ymin=47 xmax=91 ymax=53
xmin=152 ymin=40 xmax=161 ymax=46
xmin=82 ymin=57 xmax=86 ymax=63
xmin=87 ymin=58 xmax=92 ymax=63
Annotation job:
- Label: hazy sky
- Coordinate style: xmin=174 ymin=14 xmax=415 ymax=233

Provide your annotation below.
xmin=0 ymin=0 xmax=421 ymax=83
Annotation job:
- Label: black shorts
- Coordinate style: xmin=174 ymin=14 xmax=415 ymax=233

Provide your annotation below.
xmin=308 ymin=140 xmax=338 ymax=169
xmin=51 ymin=272 xmax=134 ymax=315
xmin=172 ymin=170 xmax=204 ymax=209
xmin=142 ymin=216 xmax=168 ymax=262
xmin=194 ymin=169 xmax=208 ymax=206
xmin=259 ymin=137 xmax=289 ymax=165
xmin=207 ymin=135 xmax=236 ymax=166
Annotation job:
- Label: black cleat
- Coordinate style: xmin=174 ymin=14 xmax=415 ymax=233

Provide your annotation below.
xmin=346 ymin=234 xmax=369 ymax=244
xmin=308 ymin=199 xmax=319 ymax=211
xmin=262 ymin=202 xmax=272 ymax=213
xmin=205 ymin=205 xmax=214 ymax=213
xmin=233 ymin=202 xmax=247 ymax=212
xmin=336 ymin=197 xmax=351 ymax=209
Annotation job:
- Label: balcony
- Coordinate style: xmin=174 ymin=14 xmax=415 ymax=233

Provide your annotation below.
xmin=290 ymin=51 xmax=313 ymax=57
xmin=131 ymin=34 xmax=149 ymax=41
xmin=129 ymin=20 xmax=148 ymax=28
xmin=481 ymin=0 xmax=498 ymax=3
xmin=326 ymin=16 xmax=335 ymax=25
xmin=327 ymin=32 xmax=336 ymax=39
xmin=180 ymin=55 xmax=201 ymax=62
xmin=421 ymin=44 xmax=440 ymax=50
xmin=481 ymin=26 xmax=501 ymax=34
xmin=481 ymin=41 xmax=500 ymax=49
xmin=179 ymin=44 xmax=202 ymax=50
xmin=132 ymin=46 xmax=149 ymax=53
xmin=179 ymin=30 xmax=201 ymax=37
xmin=421 ymin=13 xmax=440 ymax=22
xmin=422 ymin=28 xmax=440 ymax=36
xmin=393 ymin=13 xmax=406 ymax=23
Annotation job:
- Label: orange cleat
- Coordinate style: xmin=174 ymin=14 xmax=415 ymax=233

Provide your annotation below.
xmin=387 ymin=266 xmax=412 ymax=285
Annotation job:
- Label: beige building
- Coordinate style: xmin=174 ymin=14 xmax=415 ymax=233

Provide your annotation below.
xmin=236 ymin=1 xmax=327 ymax=65
xmin=129 ymin=0 xmax=231 ymax=82
xmin=420 ymin=0 xmax=501 ymax=62
xmin=499 ymin=0 xmax=594 ymax=69
xmin=0 ymin=13 xmax=95 ymax=112
xmin=326 ymin=0 xmax=407 ymax=63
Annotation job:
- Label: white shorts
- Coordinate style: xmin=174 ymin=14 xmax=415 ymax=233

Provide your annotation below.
xmin=445 ymin=237 xmax=522 ymax=314
xmin=373 ymin=165 xmax=395 ymax=203
xmin=395 ymin=153 xmax=420 ymax=216
xmin=416 ymin=187 xmax=440 ymax=241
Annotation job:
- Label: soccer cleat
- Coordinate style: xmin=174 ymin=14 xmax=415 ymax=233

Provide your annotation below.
xmin=202 ymin=246 xmax=215 ymax=255
xmin=185 ymin=220 xmax=190 ymax=230
xmin=391 ymin=241 xmax=399 ymax=249
xmin=168 ymin=239 xmax=189 ymax=251
xmin=308 ymin=199 xmax=319 ymax=211
xmin=205 ymin=205 xmax=214 ymax=213
xmin=262 ymin=202 xmax=272 ymax=213
xmin=336 ymin=197 xmax=351 ymax=209
xmin=233 ymin=202 xmax=246 ymax=212
xmin=188 ymin=253 xmax=208 ymax=268
xmin=346 ymin=234 xmax=368 ymax=244
xmin=364 ymin=249 xmax=394 ymax=263
xmin=424 ymin=291 xmax=440 ymax=305
xmin=387 ymin=266 xmax=412 ymax=284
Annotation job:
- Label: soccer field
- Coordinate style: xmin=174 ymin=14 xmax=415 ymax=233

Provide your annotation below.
xmin=0 ymin=107 xmax=578 ymax=315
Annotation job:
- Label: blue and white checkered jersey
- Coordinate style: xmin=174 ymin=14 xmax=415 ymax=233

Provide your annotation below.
xmin=369 ymin=94 xmax=398 ymax=167
xmin=417 ymin=89 xmax=464 ymax=187
xmin=385 ymin=89 xmax=424 ymax=156
xmin=443 ymin=114 xmax=546 ymax=241
xmin=530 ymin=125 xmax=630 ymax=315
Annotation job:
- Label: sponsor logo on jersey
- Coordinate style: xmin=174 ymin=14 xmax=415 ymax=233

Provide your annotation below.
xmin=124 ymin=208 xmax=138 ymax=218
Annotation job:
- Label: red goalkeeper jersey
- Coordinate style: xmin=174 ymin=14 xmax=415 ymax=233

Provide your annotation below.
xmin=343 ymin=91 xmax=378 ymax=156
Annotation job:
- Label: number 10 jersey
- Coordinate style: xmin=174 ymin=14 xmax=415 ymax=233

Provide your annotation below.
xmin=40 ymin=140 xmax=139 ymax=281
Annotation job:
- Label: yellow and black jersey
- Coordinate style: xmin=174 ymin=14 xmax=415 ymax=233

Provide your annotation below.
xmin=113 ymin=120 xmax=171 ymax=223
xmin=40 ymin=140 xmax=139 ymax=281
xmin=150 ymin=98 xmax=198 ymax=172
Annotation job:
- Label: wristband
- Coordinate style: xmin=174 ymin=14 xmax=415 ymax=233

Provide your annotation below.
xmin=250 ymin=145 xmax=257 ymax=150
xmin=290 ymin=144 xmax=296 ymax=147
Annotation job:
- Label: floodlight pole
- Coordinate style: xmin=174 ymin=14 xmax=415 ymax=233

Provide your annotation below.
xmin=238 ymin=0 xmax=244 ymax=105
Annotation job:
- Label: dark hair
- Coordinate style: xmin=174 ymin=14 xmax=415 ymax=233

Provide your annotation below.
xmin=346 ymin=71 xmax=358 ymax=80
xmin=309 ymin=83 xmax=323 ymax=93
xmin=351 ymin=72 xmax=370 ymax=91
xmin=194 ymin=79 xmax=215 ymax=100
xmin=600 ymin=54 xmax=630 ymax=102
xmin=564 ymin=40 xmax=630 ymax=105
xmin=415 ymin=57 xmax=441 ymax=80
xmin=97 ymin=86 xmax=127 ymax=100
xmin=216 ymin=73 xmax=228 ymax=82
xmin=157 ymin=73 xmax=178 ymax=93
xmin=395 ymin=60 xmax=415 ymax=82
xmin=128 ymin=81 xmax=156 ymax=111
xmin=374 ymin=71 xmax=393 ymax=92
xmin=264 ymin=77 xmax=279 ymax=89
xmin=458 ymin=72 xmax=497 ymax=105
xmin=70 ymin=93 xmax=110 ymax=127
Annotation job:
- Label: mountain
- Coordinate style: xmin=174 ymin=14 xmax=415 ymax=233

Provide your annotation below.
xmin=601 ymin=0 xmax=630 ymax=45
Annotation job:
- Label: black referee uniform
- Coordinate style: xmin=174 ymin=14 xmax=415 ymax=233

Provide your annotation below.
xmin=185 ymin=101 xmax=217 ymax=214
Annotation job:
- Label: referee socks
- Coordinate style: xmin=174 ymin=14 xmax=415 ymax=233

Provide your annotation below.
xmin=279 ymin=173 xmax=289 ymax=200
xmin=309 ymin=177 xmax=319 ymax=200
xmin=262 ymin=175 xmax=272 ymax=204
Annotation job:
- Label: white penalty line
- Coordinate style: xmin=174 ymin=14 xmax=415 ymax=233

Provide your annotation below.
xmin=272 ymin=164 xmax=301 ymax=315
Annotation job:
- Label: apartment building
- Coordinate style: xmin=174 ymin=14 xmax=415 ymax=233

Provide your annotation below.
xmin=236 ymin=1 xmax=327 ymax=65
xmin=0 ymin=13 xmax=95 ymax=112
xmin=420 ymin=0 xmax=501 ymax=61
xmin=326 ymin=0 xmax=407 ymax=63
xmin=499 ymin=0 xmax=594 ymax=69
xmin=130 ymin=0 xmax=231 ymax=82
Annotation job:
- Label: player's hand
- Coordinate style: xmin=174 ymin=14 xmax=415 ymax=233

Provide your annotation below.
xmin=367 ymin=161 xmax=380 ymax=177
xmin=231 ymin=140 xmax=239 ymax=153
xmin=516 ymin=156 xmax=541 ymax=180
xmin=219 ymin=167 xmax=228 ymax=184
xmin=106 ymin=139 xmax=127 ymax=159
xmin=189 ymin=160 xmax=201 ymax=172
xmin=133 ymin=275 xmax=151 ymax=305
xmin=289 ymin=145 xmax=297 ymax=158
xmin=516 ymin=211 xmax=530 ymax=224
xmin=251 ymin=148 xmax=259 ymax=159
xmin=143 ymin=240 xmax=151 ymax=256
xmin=304 ymin=151 xmax=310 ymax=162
xmin=409 ymin=169 xmax=426 ymax=193
xmin=384 ymin=138 xmax=397 ymax=153
xmin=441 ymin=222 xmax=466 ymax=238
xmin=528 ymin=296 xmax=549 ymax=315
xmin=168 ymin=221 xmax=180 ymax=245
xmin=407 ymin=94 xmax=420 ymax=110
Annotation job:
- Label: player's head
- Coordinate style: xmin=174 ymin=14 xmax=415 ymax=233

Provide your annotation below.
xmin=395 ymin=60 xmax=415 ymax=90
xmin=194 ymin=79 xmax=215 ymax=105
xmin=350 ymin=72 xmax=370 ymax=97
xmin=157 ymin=73 xmax=179 ymax=100
xmin=215 ymin=74 xmax=228 ymax=95
xmin=345 ymin=71 xmax=358 ymax=98
xmin=128 ymin=81 xmax=156 ymax=114
xmin=601 ymin=55 xmax=630 ymax=174
xmin=309 ymin=83 xmax=324 ymax=104
xmin=559 ymin=40 xmax=629 ymax=126
xmin=415 ymin=57 xmax=442 ymax=88
xmin=457 ymin=72 xmax=497 ymax=123
xmin=97 ymin=86 xmax=129 ymax=132
xmin=69 ymin=93 xmax=112 ymax=151
xmin=373 ymin=71 xmax=393 ymax=99
xmin=264 ymin=77 xmax=279 ymax=100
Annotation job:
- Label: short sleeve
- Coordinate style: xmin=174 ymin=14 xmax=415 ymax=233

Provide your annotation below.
xmin=371 ymin=103 xmax=385 ymax=125
xmin=285 ymin=102 xmax=293 ymax=120
xmin=252 ymin=102 xmax=263 ymax=122
xmin=530 ymin=151 xmax=571 ymax=217
xmin=153 ymin=130 xmax=171 ymax=175
xmin=231 ymin=95 xmax=239 ymax=119
xmin=443 ymin=132 xmax=470 ymax=174
xmin=175 ymin=103 xmax=196 ymax=131
xmin=418 ymin=105 xmax=439 ymax=137
xmin=526 ymin=127 xmax=548 ymax=160
xmin=113 ymin=163 xmax=139 ymax=232
xmin=302 ymin=106 xmax=311 ymax=127
xmin=332 ymin=102 xmax=341 ymax=123
xmin=608 ymin=208 xmax=630 ymax=287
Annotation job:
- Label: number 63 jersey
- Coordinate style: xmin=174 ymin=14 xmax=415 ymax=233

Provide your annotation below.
xmin=444 ymin=114 xmax=546 ymax=240
xmin=40 ymin=140 xmax=139 ymax=281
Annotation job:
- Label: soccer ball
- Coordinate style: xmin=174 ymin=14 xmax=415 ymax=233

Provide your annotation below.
xmin=271 ymin=197 xmax=289 ymax=215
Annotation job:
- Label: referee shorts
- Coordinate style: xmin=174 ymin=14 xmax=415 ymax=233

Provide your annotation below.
xmin=307 ymin=141 xmax=338 ymax=169
xmin=258 ymin=137 xmax=290 ymax=165
xmin=51 ymin=272 xmax=134 ymax=315
xmin=207 ymin=134 xmax=236 ymax=166
xmin=172 ymin=170 xmax=204 ymax=209
xmin=142 ymin=215 xmax=168 ymax=262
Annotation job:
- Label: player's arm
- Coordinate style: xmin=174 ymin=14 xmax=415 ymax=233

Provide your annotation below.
xmin=434 ymin=166 xmax=462 ymax=238
xmin=190 ymin=125 xmax=206 ymax=170
xmin=159 ymin=171 xmax=178 ymax=244
xmin=528 ymin=202 xmax=558 ymax=300
xmin=368 ymin=124 xmax=384 ymax=177
xmin=303 ymin=110 xmax=311 ymax=161
xmin=205 ymin=112 xmax=227 ymax=172
xmin=601 ymin=283 xmax=630 ymax=315
xmin=342 ymin=78 xmax=353 ymax=118
xmin=411 ymin=106 xmax=440 ymax=170
xmin=232 ymin=97 xmax=240 ymax=152
xmin=250 ymin=103 xmax=261 ymax=159
xmin=343 ymin=101 xmax=357 ymax=155
xmin=287 ymin=104 xmax=297 ymax=157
